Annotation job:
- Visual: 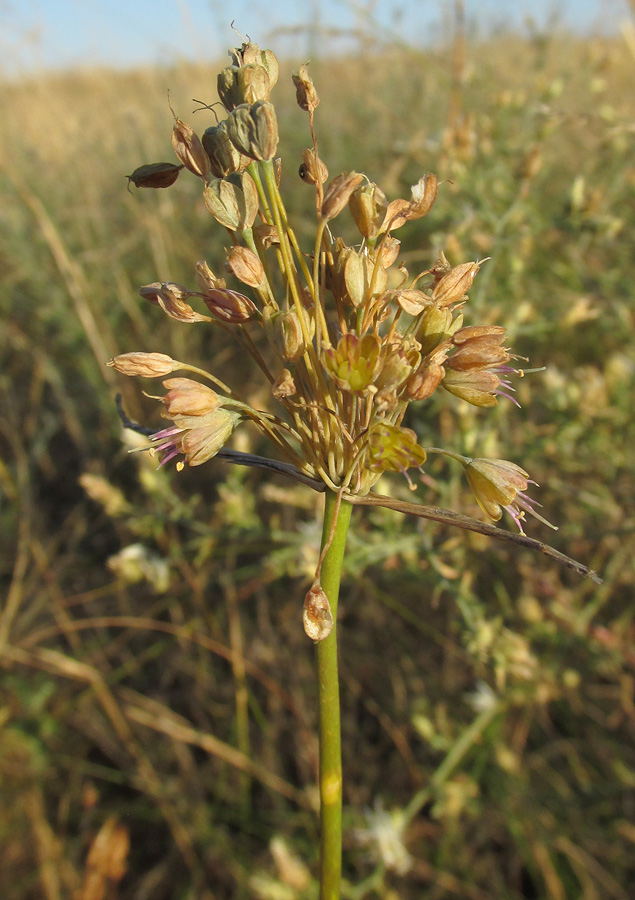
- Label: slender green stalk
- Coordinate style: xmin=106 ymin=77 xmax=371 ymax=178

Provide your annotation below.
xmin=316 ymin=490 xmax=353 ymax=900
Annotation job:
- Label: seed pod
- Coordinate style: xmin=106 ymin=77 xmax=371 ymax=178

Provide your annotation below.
xmin=227 ymin=101 xmax=279 ymax=161
xmin=263 ymin=308 xmax=313 ymax=362
xmin=203 ymin=172 xmax=259 ymax=231
xmin=202 ymin=122 xmax=250 ymax=177
xmin=226 ymin=246 xmax=265 ymax=288
xmin=217 ymin=64 xmax=272 ymax=112
xmin=195 ymin=261 xmax=226 ymax=293
xmin=303 ymin=584 xmax=334 ymax=643
xmin=271 ymin=368 xmax=297 ymax=399
xmin=432 ymin=261 xmax=480 ymax=308
xmin=384 ymin=174 xmax=438 ymax=230
xmin=349 ymin=182 xmax=388 ymax=241
xmin=171 ymin=118 xmax=211 ymax=179
xmin=292 ymin=64 xmax=320 ymax=112
xmin=321 ymin=171 xmax=364 ymax=221
xmin=125 ymin=162 xmax=183 ymax=191
xmin=299 ymin=148 xmax=328 ymax=186
xmin=202 ymin=289 xmax=258 ymax=324
xmin=106 ymin=352 xmax=178 ymax=377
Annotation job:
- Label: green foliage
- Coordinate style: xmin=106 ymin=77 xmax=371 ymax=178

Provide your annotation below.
xmin=0 ymin=29 xmax=633 ymax=900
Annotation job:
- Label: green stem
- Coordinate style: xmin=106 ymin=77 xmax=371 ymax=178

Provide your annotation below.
xmin=316 ymin=490 xmax=353 ymax=900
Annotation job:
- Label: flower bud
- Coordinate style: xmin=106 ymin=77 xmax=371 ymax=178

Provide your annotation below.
xmin=160 ymin=377 xmax=221 ymax=416
xmin=321 ymin=171 xmax=364 ymax=221
xmin=202 ymin=288 xmax=258 ymax=323
xmin=432 ymin=261 xmax=480 ymax=308
xmin=292 ymin=64 xmax=320 ymax=112
xmin=202 ymin=122 xmax=250 ymax=177
xmin=349 ymin=182 xmax=388 ymax=241
xmin=106 ymin=352 xmax=178 ymax=377
xmin=303 ymin=584 xmax=334 ymax=643
xmin=227 ymin=101 xmax=279 ymax=161
xmin=126 ymin=162 xmax=183 ymax=190
xmin=203 ymin=172 xmax=259 ymax=231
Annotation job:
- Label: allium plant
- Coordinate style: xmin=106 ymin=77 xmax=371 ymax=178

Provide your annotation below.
xmin=109 ymin=38 xmax=599 ymax=899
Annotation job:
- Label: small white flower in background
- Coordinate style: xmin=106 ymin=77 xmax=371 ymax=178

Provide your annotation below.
xmin=107 ymin=544 xmax=170 ymax=593
xmin=354 ymin=801 xmax=412 ymax=875
xmin=466 ymin=680 xmax=498 ymax=712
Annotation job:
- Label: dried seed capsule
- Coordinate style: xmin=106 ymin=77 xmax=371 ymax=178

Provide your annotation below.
xmin=432 ymin=261 xmax=480 ymax=308
xmin=321 ymin=171 xmax=364 ymax=221
xmin=217 ymin=64 xmax=272 ymax=112
xmin=349 ymin=182 xmax=388 ymax=241
xmin=271 ymin=368 xmax=297 ymax=399
xmin=263 ymin=308 xmax=313 ymax=362
xmin=226 ymin=246 xmax=265 ymax=288
xmin=203 ymin=172 xmax=259 ymax=231
xmin=226 ymin=101 xmax=279 ymax=161
xmin=171 ymin=118 xmax=211 ymax=180
xmin=299 ymin=148 xmax=328 ymax=185
xmin=202 ymin=122 xmax=250 ymax=177
xmin=303 ymin=584 xmax=334 ymax=643
xmin=125 ymin=162 xmax=183 ymax=190
xmin=292 ymin=64 xmax=320 ymax=112
xmin=202 ymin=288 xmax=258 ymax=324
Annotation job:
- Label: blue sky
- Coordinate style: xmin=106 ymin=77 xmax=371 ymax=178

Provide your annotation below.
xmin=1 ymin=0 xmax=628 ymax=76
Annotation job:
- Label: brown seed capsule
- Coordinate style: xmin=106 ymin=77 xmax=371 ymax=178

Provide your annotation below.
xmin=226 ymin=101 xmax=279 ymax=161
xmin=171 ymin=118 xmax=211 ymax=180
xmin=106 ymin=351 xmax=178 ymax=377
xmin=299 ymin=148 xmax=328 ymax=186
xmin=202 ymin=288 xmax=258 ymax=324
xmin=217 ymin=64 xmax=272 ymax=112
xmin=195 ymin=261 xmax=226 ymax=293
xmin=349 ymin=182 xmax=388 ymax=241
xmin=125 ymin=162 xmax=183 ymax=191
xmin=321 ymin=171 xmax=364 ymax=221
xmin=432 ymin=262 xmax=480 ymax=308
xmin=292 ymin=64 xmax=320 ymax=112
xmin=203 ymin=172 xmax=259 ymax=231
xmin=226 ymin=246 xmax=265 ymax=288
xmin=254 ymin=223 xmax=280 ymax=249
xmin=303 ymin=584 xmax=334 ymax=643
xmin=139 ymin=283 xmax=212 ymax=323
xmin=202 ymin=122 xmax=250 ymax=177
xmin=384 ymin=173 xmax=438 ymax=230
xmin=263 ymin=308 xmax=312 ymax=362
xmin=271 ymin=368 xmax=296 ymax=399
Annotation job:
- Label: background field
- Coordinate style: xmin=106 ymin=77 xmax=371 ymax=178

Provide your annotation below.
xmin=1 ymin=14 xmax=634 ymax=900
